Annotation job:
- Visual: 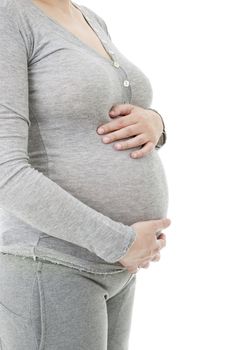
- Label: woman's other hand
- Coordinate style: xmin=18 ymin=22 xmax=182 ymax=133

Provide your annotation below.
xmin=96 ymin=104 xmax=164 ymax=159
xmin=118 ymin=218 xmax=171 ymax=273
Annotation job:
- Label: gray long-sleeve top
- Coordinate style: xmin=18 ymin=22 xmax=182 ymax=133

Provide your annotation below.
xmin=0 ymin=0 xmax=169 ymax=274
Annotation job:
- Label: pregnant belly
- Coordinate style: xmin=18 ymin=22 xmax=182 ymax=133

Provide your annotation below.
xmin=49 ymin=137 xmax=169 ymax=226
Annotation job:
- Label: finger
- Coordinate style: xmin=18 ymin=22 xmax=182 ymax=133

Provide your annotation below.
xmin=157 ymin=235 xmax=166 ymax=249
xmin=151 ymin=252 xmax=160 ymax=262
xmin=139 ymin=261 xmax=150 ymax=268
xmin=100 ymin=123 xmax=139 ymax=144
xmin=156 ymin=232 xmax=166 ymax=242
xmin=153 ymin=237 xmax=166 ymax=251
xmin=138 ymin=256 xmax=153 ymax=265
xmin=96 ymin=114 xmax=136 ymax=135
xmin=156 ymin=238 xmax=166 ymax=250
xmin=158 ymin=237 xmax=166 ymax=249
xmin=126 ymin=265 xmax=139 ymax=273
xmin=158 ymin=233 xmax=166 ymax=240
xmin=109 ymin=103 xmax=134 ymax=117
xmin=153 ymin=218 xmax=171 ymax=231
xmin=156 ymin=230 xmax=163 ymax=238
xmin=115 ymin=134 xmax=149 ymax=151
xmin=130 ymin=141 xmax=155 ymax=159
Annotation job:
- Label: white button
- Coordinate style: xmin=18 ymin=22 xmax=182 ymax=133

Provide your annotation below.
xmin=123 ymin=80 xmax=130 ymax=87
xmin=108 ymin=49 xmax=114 ymax=54
xmin=113 ymin=61 xmax=120 ymax=68
xmin=102 ymin=39 xmax=108 ymax=44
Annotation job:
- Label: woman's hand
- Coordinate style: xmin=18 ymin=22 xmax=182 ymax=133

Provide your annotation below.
xmin=139 ymin=233 xmax=167 ymax=268
xmin=96 ymin=104 xmax=164 ymax=159
xmin=118 ymin=218 xmax=171 ymax=273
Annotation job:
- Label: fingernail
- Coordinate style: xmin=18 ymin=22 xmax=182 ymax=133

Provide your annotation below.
xmin=103 ymin=136 xmax=110 ymax=143
xmin=97 ymin=127 xmax=104 ymax=134
xmin=131 ymin=152 xmax=138 ymax=158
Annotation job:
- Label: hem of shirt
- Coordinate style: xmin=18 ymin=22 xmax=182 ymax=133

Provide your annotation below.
xmin=0 ymin=246 xmax=128 ymax=275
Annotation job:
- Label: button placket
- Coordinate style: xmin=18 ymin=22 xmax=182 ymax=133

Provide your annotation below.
xmin=78 ymin=8 xmax=116 ymax=64
xmin=84 ymin=13 xmax=123 ymax=74
xmin=121 ymin=72 xmax=132 ymax=103
xmin=113 ymin=61 xmax=120 ymax=68
xmin=105 ymin=49 xmax=131 ymax=101
xmin=93 ymin=30 xmax=116 ymax=63
xmin=110 ymin=55 xmax=132 ymax=102
xmin=82 ymin=9 xmax=132 ymax=103
xmin=123 ymin=80 xmax=132 ymax=103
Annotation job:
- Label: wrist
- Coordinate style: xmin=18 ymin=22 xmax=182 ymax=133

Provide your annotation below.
xmin=148 ymin=109 xmax=163 ymax=131
xmin=146 ymin=108 xmax=167 ymax=149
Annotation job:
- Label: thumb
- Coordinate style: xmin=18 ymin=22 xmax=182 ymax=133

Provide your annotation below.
xmin=153 ymin=218 xmax=171 ymax=231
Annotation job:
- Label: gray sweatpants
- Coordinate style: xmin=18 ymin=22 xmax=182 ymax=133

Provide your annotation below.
xmin=0 ymin=253 xmax=136 ymax=350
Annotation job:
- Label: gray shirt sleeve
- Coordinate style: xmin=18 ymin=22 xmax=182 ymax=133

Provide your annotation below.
xmin=0 ymin=4 xmax=136 ymax=263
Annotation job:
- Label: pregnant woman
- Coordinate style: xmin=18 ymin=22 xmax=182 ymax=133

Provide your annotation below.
xmin=0 ymin=0 xmax=171 ymax=349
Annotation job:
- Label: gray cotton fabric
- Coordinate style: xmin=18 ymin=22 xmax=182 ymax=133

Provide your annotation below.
xmin=0 ymin=0 xmax=169 ymax=274
xmin=0 ymin=253 xmax=136 ymax=350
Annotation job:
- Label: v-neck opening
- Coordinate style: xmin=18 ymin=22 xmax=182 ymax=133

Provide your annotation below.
xmin=29 ymin=0 xmax=114 ymax=65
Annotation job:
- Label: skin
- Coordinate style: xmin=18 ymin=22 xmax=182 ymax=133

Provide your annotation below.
xmin=32 ymin=0 xmax=171 ymax=273
xmin=98 ymin=104 xmax=164 ymax=159
xmin=32 ymin=0 xmax=164 ymax=159
xmin=120 ymin=219 xmax=171 ymax=273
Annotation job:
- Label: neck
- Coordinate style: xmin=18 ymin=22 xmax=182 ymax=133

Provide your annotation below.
xmin=37 ymin=0 xmax=76 ymax=13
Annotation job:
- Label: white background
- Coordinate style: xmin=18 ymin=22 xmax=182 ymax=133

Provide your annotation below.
xmin=79 ymin=0 xmax=233 ymax=349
